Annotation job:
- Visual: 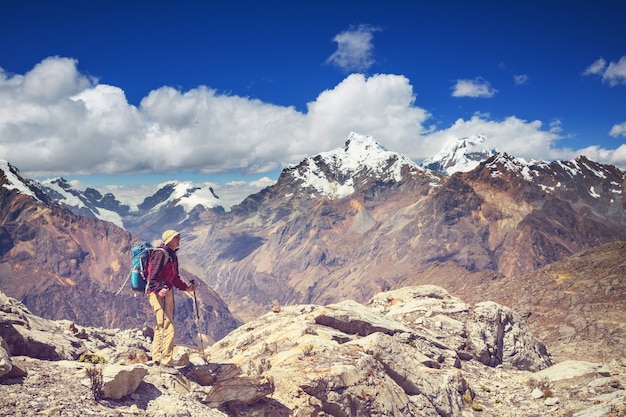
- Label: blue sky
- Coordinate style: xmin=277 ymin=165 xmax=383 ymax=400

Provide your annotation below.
xmin=1 ymin=0 xmax=625 ymax=205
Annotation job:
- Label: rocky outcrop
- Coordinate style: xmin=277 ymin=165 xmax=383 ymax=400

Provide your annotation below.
xmin=444 ymin=241 xmax=626 ymax=362
xmin=0 ymin=291 xmax=85 ymax=360
xmin=205 ymin=285 xmax=554 ymax=416
xmin=1 ymin=287 xmax=625 ymax=416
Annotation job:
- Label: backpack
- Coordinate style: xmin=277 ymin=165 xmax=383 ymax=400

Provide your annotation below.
xmin=129 ymin=241 xmax=169 ymax=292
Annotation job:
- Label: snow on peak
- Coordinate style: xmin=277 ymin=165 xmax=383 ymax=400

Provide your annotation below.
xmin=485 ymin=153 xmax=531 ymax=178
xmin=0 ymin=159 xmax=42 ymax=202
xmin=290 ymin=132 xmax=420 ymax=199
xmin=421 ymin=135 xmax=498 ymax=175
xmin=166 ymin=180 xmax=228 ymax=212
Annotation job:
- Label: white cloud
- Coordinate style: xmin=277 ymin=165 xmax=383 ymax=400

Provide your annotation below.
xmin=610 ymin=122 xmax=626 ymax=138
xmin=583 ymin=58 xmax=607 ymax=76
xmin=603 ymin=56 xmax=626 ymax=86
xmin=573 ymin=144 xmax=626 ymax=167
xmin=1 ymin=56 xmax=626 ymax=187
xmin=419 ymin=114 xmax=564 ymax=162
xmin=584 ymin=56 xmax=626 ymax=86
xmin=451 ymin=78 xmax=498 ymax=98
xmin=513 ymin=74 xmax=529 ymax=85
xmin=325 ymin=24 xmax=381 ymax=73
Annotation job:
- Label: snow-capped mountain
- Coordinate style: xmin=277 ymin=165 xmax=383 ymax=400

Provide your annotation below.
xmin=181 ymin=132 xmax=626 ymax=324
xmin=0 ymin=160 xmax=48 ymax=203
xmin=420 ymin=135 xmax=498 ymax=175
xmin=40 ymin=177 xmax=131 ymax=227
xmin=285 ymin=132 xmax=440 ymax=199
xmin=38 ymin=177 xmax=229 ymax=232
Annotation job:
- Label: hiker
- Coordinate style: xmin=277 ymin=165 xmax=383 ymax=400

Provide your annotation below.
xmin=146 ymin=229 xmax=197 ymax=367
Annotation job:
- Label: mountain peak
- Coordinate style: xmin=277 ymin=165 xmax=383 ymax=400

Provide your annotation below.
xmin=0 ymin=159 xmax=45 ymax=203
xmin=421 ymin=135 xmax=498 ymax=175
xmin=287 ymin=132 xmax=424 ymax=199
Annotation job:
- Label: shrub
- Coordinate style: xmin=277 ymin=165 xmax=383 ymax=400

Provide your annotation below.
xmin=86 ymin=366 xmax=103 ymax=401
xmin=78 ymin=353 xmax=107 ymax=364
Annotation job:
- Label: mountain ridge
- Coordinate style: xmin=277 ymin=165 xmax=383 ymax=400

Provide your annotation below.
xmin=2 ymin=132 xmax=625 ymax=332
xmin=174 ymin=134 xmax=626 ymax=322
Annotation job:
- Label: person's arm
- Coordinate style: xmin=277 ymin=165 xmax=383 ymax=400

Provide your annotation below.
xmin=171 ymin=265 xmax=197 ymax=292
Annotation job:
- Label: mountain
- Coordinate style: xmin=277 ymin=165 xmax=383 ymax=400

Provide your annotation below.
xmin=0 ymin=161 xmax=240 ymax=343
xmin=39 ymin=177 xmax=131 ymax=226
xmin=177 ymin=133 xmax=626 ymax=324
xmin=39 ymin=178 xmax=229 ymax=237
xmin=5 ymin=130 xmax=626 ymax=348
xmin=284 ymin=132 xmax=441 ymax=199
xmin=420 ymin=134 xmax=498 ymax=175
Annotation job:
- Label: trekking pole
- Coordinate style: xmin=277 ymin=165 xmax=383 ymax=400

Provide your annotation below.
xmin=190 ymin=280 xmax=206 ymax=361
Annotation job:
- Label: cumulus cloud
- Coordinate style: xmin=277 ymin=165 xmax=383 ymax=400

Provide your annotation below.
xmin=451 ymin=78 xmax=498 ymax=98
xmin=584 ymin=56 xmax=626 ymax=86
xmin=1 ymin=56 xmax=626 ymax=187
xmin=420 ymin=114 xmax=565 ymax=162
xmin=610 ymin=122 xmax=626 ymax=138
xmin=325 ymin=24 xmax=381 ymax=73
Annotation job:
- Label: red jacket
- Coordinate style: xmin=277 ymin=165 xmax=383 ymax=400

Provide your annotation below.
xmin=146 ymin=245 xmax=189 ymax=293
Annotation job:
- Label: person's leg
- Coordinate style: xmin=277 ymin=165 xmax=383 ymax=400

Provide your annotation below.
xmin=160 ymin=291 xmax=176 ymax=366
xmin=148 ymin=293 xmax=164 ymax=363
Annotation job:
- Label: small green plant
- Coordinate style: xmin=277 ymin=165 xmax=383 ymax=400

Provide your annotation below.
xmin=237 ymin=333 xmax=257 ymax=350
xmin=471 ymin=403 xmax=484 ymax=411
xmin=463 ymin=391 xmax=473 ymax=404
xmin=246 ymin=357 xmax=272 ymax=376
xmin=78 ymin=353 xmax=107 ymax=364
xmin=86 ymin=366 xmax=103 ymax=401
xmin=261 ymin=341 xmax=278 ymax=354
xmin=480 ymin=385 xmax=491 ymax=392
xmin=301 ymin=343 xmax=314 ymax=356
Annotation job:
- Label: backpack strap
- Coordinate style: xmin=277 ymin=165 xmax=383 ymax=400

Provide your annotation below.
xmin=151 ymin=247 xmax=171 ymax=266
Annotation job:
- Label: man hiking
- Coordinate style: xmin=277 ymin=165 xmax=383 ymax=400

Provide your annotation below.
xmin=146 ymin=229 xmax=197 ymax=367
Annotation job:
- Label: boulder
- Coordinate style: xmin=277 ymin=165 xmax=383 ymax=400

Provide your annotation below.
xmin=199 ymin=375 xmax=275 ymax=409
xmin=0 ymin=292 xmax=85 ymax=360
xmin=101 ymin=364 xmax=149 ymax=400
xmin=0 ymin=337 xmax=12 ymax=378
xmin=466 ymin=301 xmax=554 ymax=371
xmin=314 ymin=299 xmax=415 ymax=336
xmin=346 ymin=332 xmax=468 ymax=417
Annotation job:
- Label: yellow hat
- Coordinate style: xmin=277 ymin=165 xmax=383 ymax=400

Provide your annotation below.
xmin=162 ymin=230 xmax=180 ymax=245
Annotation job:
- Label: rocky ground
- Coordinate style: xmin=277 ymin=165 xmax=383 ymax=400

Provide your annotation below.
xmin=2 ymin=353 xmax=626 ymax=417
xmin=0 ymin=356 xmax=226 ymax=417
xmin=1 ymin=286 xmax=626 ymax=417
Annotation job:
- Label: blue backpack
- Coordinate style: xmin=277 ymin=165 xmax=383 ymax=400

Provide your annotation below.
xmin=129 ymin=241 xmax=169 ymax=292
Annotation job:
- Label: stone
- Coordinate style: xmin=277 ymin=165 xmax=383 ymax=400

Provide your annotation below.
xmin=545 ymin=396 xmax=560 ymax=406
xmin=199 ymin=375 xmax=274 ymax=408
xmin=0 ymin=338 xmax=12 ymax=378
xmin=101 ymin=364 xmax=149 ymax=400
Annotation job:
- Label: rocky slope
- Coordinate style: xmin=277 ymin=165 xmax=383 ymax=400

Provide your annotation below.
xmin=2 ymin=286 xmax=625 ymax=416
xmin=179 ymin=134 xmax=626 ymax=323
xmin=0 ymin=162 xmax=240 ymax=344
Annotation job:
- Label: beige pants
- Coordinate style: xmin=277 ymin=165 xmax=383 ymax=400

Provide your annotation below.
xmin=148 ymin=291 xmax=175 ymax=366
